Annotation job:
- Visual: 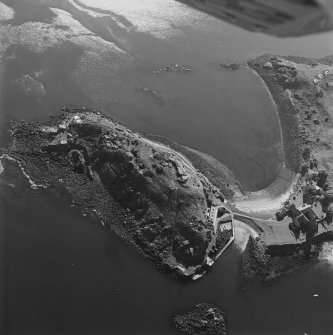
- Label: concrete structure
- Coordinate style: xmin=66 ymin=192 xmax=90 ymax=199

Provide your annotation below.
xmin=207 ymin=205 xmax=235 ymax=264
xmin=232 ymin=199 xmax=333 ymax=248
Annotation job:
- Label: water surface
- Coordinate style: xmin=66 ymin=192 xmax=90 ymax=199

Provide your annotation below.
xmin=0 ymin=0 xmax=317 ymax=190
xmin=0 ymin=165 xmax=332 ymax=335
xmin=1 ymin=1 xmax=333 ymax=334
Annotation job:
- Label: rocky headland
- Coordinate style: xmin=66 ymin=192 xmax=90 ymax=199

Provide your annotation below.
xmin=0 ymin=107 xmax=239 ymax=278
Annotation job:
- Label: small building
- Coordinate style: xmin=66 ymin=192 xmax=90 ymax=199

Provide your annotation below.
xmin=296 ymin=205 xmax=319 ymax=232
xmin=299 ymin=204 xmax=318 ymax=219
xmin=289 ymin=203 xmax=320 ymax=236
xmin=181 ymin=175 xmax=189 ymax=182
xmin=206 ymin=256 xmax=214 ymax=267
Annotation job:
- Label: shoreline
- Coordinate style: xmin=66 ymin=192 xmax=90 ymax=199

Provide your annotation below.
xmin=144 ymin=133 xmax=240 ymax=201
xmin=241 ymin=54 xmax=333 ymax=280
xmin=226 ymin=60 xmax=302 ymax=215
xmin=235 ymin=55 xmax=304 ymax=215
xmin=143 ymin=62 xmax=304 ymax=215
xmin=235 ymin=173 xmax=299 ymax=216
xmin=2 ymin=108 xmax=228 ymax=279
xmin=0 ymin=154 xmax=48 ymax=190
xmin=248 ymin=55 xmax=302 ymax=175
xmin=247 ymin=66 xmax=285 ymax=162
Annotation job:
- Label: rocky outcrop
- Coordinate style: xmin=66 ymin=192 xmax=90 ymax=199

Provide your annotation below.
xmin=174 ymin=303 xmax=227 ymax=335
xmin=3 ymin=107 xmax=225 ymax=276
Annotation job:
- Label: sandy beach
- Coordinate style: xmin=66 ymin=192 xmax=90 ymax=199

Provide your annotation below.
xmin=235 ymin=174 xmax=299 ymax=216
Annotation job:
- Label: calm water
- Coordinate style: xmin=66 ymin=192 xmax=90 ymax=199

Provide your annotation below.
xmin=1 ymin=0 xmax=322 ymax=191
xmin=0 ymin=162 xmax=332 ymax=335
xmin=1 ymin=1 xmax=333 ymax=334
xmin=1 ymin=0 xmax=332 ymax=189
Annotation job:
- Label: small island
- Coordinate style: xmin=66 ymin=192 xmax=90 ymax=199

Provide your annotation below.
xmin=174 ymin=303 xmax=227 ymax=335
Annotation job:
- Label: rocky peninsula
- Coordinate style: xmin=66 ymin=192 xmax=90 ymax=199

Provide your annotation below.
xmin=0 ymin=107 xmax=239 ymax=278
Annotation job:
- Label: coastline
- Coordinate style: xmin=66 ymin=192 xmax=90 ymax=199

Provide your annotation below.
xmin=232 ymin=55 xmax=304 ymax=215
xmin=247 ymin=65 xmax=285 ymax=160
xmin=235 ymin=173 xmax=299 ymax=216
xmin=144 ymin=133 xmax=241 ymax=201
xmin=2 ymin=54 xmax=332 ymax=283
xmin=144 ymin=60 xmax=305 ymax=215
xmin=1 ymin=108 xmax=229 ymax=279
xmin=241 ymin=54 xmax=333 ymax=280
xmin=248 ymin=55 xmax=302 ymax=174
xmin=146 ymin=57 xmax=307 ymax=215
